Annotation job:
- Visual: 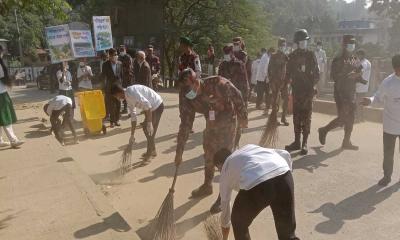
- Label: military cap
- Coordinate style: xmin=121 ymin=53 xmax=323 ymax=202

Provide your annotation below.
xmin=223 ymin=44 xmax=233 ymax=54
xmin=180 ymin=36 xmax=193 ymax=46
xmin=342 ymin=35 xmax=356 ymax=44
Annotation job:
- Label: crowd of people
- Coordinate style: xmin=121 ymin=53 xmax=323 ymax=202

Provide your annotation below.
xmin=1 ymin=27 xmax=400 ymax=240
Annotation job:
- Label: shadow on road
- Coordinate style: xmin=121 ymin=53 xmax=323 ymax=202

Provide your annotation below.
xmin=311 ymin=182 xmax=400 ymax=234
xmin=293 ymin=147 xmax=343 ymax=173
xmin=162 ymin=132 xmax=203 ymax=154
xmin=74 ymin=212 xmax=131 ymax=239
xmin=139 ymin=155 xmax=203 ymax=183
xmin=136 ymin=198 xmax=205 ymax=240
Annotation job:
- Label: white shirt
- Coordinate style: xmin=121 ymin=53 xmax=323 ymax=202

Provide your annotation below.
xmin=370 ymin=73 xmax=400 ymax=135
xmin=56 ymin=70 xmax=73 ymax=91
xmin=251 ymin=59 xmax=260 ymax=85
xmin=111 ymin=63 xmax=117 ymax=75
xmin=256 ymin=53 xmax=270 ymax=83
xmin=125 ymin=85 xmax=163 ymax=122
xmin=356 ymin=58 xmax=371 ymax=93
xmin=314 ymin=49 xmax=327 ymax=73
xmin=77 ymin=65 xmax=93 ymax=90
xmin=46 ymin=95 xmax=72 ymax=116
xmin=219 ymin=144 xmax=292 ymax=228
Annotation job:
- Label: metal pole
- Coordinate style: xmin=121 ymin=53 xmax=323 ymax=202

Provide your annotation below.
xmin=14 ymin=9 xmax=24 ymax=66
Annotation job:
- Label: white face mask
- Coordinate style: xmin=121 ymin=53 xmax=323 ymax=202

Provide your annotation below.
xmin=233 ymin=45 xmax=241 ymax=52
xmin=298 ymin=40 xmax=308 ymax=50
xmin=279 ymin=46 xmax=286 ymax=53
xmin=79 ymin=62 xmax=85 ymax=67
xmin=317 ymin=46 xmax=322 ymax=51
xmin=346 ymin=44 xmax=356 ymax=52
xmin=120 ymin=51 xmax=126 ymax=56
xmin=223 ymin=54 xmax=232 ymax=62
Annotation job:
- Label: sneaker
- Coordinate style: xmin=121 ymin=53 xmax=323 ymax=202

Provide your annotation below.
xmin=191 ymin=184 xmax=213 ymax=198
xmin=280 ymin=119 xmax=289 ymax=126
xmin=378 ymin=176 xmax=391 ymax=187
xmin=0 ymin=141 xmax=11 ymax=147
xmin=11 ymin=140 xmax=25 ymax=148
xmin=115 ymin=122 xmax=121 ymax=127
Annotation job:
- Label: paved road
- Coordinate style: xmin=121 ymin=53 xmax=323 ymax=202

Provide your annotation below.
xmin=4 ymin=87 xmax=400 ymax=239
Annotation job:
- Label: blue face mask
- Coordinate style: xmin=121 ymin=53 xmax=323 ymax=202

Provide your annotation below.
xmin=185 ymin=89 xmax=197 ymax=100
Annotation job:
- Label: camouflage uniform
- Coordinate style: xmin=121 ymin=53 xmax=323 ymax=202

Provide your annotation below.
xmin=176 ymin=76 xmax=248 ymax=186
xmin=219 ymin=56 xmax=249 ymax=149
xmin=268 ymin=49 xmax=289 ymax=123
xmin=178 ymin=51 xmax=202 ymax=78
xmin=286 ymin=49 xmax=319 ymax=143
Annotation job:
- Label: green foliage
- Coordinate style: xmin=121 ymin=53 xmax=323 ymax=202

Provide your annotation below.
xmin=163 ymin=0 xmax=275 ymax=79
xmin=0 ymin=0 xmax=71 ymax=65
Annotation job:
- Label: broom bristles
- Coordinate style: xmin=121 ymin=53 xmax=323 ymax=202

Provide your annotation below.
xmin=259 ymin=111 xmax=279 ymax=148
xmin=149 ymin=189 xmax=176 ymax=240
xmin=203 ymin=214 xmax=223 ymax=240
xmin=120 ymin=142 xmax=133 ymax=176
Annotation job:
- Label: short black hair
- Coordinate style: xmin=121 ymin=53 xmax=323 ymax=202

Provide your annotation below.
xmin=110 ymin=84 xmax=124 ymax=96
xmin=393 ymin=54 xmax=400 ymax=69
xmin=260 ymin=48 xmax=267 ymax=53
xmin=213 ymin=148 xmax=232 ymax=167
xmin=108 ymin=48 xmax=117 ymax=56
xmin=43 ymin=103 xmax=49 ymax=114
xmin=316 ymin=41 xmax=322 ymax=46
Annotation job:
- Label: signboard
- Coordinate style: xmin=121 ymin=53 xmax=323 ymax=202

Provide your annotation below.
xmin=69 ymin=30 xmax=95 ymax=58
xmin=93 ymin=16 xmax=113 ymax=51
xmin=45 ymin=24 xmax=74 ymax=63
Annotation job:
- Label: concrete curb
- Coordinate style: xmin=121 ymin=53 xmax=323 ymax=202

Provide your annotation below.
xmin=313 ymin=99 xmax=383 ymax=123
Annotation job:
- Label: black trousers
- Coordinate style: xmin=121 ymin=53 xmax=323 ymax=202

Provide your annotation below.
xmin=105 ymin=93 xmax=121 ymax=123
xmin=231 ymin=171 xmax=299 ymax=240
xmin=383 ymin=132 xmax=400 ymax=178
xmin=323 ymin=99 xmax=356 ymax=142
xmin=256 ymin=81 xmax=271 ymax=109
xmin=50 ymin=104 xmax=77 ymax=143
xmin=143 ymin=103 xmax=164 ymax=154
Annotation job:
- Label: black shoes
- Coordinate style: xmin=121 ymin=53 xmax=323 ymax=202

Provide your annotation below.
xmin=191 ymin=184 xmax=213 ymax=198
xmin=342 ymin=141 xmax=359 ymax=151
xmin=378 ymin=176 xmax=391 ymax=187
xmin=285 ymin=141 xmax=301 ymax=152
xmin=318 ymin=128 xmax=327 ymax=145
xmin=300 ymin=143 xmax=308 ymax=155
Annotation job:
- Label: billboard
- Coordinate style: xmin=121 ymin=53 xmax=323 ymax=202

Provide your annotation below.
xmin=45 ymin=24 xmax=74 ymax=63
xmin=69 ymin=30 xmax=96 ymax=58
xmin=93 ymin=16 xmax=113 ymax=51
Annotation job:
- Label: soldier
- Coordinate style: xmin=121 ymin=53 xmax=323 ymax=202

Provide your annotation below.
xmin=268 ymin=38 xmax=290 ymax=126
xmin=285 ymin=29 xmax=319 ymax=155
xmin=218 ymin=44 xmax=249 ymax=149
xmin=118 ymin=45 xmax=134 ymax=113
xmin=174 ymin=68 xmax=248 ymax=211
xmin=178 ymin=36 xmax=202 ymax=80
xmin=318 ymin=35 xmax=367 ymax=150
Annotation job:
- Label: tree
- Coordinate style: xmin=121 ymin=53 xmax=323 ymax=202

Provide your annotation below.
xmin=0 ymin=0 xmax=71 ymax=20
xmin=369 ymin=0 xmax=400 ymax=53
xmin=162 ymin=0 xmax=274 ymax=80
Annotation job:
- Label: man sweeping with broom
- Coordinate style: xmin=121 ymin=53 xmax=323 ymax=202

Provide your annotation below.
xmin=174 ymin=68 xmax=248 ymax=212
xmin=214 ymin=144 xmax=300 ymax=240
xmin=111 ymin=84 xmax=164 ymax=166
xmin=259 ymin=38 xmax=290 ymax=147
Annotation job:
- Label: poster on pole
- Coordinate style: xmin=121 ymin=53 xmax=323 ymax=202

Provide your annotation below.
xmin=69 ymin=30 xmax=95 ymax=58
xmin=93 ymin=16 xmax=113 ymax=51
xmin=45 ymin=24 xmax=74 ymax=63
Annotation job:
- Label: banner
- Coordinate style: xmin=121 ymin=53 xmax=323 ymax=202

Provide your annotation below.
xmin=69 ymin=30 xmax=96 ymax=58
xmin=93 ymin=16 xmax=113 ymax=51
xmin=45 ymin=24 xmax=74 ymax=63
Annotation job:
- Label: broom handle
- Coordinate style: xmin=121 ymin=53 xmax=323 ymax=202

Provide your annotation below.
xmin=170 ymin=166 xmax=179 ymax=191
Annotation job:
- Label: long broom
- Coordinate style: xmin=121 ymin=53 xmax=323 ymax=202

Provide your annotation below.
xmin=203 ymin=214 xmax=223 ymax=240
xmin=120 ymin=140 xmax=134 ymax=176
xmin=148 ymin=166 xmax=180 ymax=240
xmin=259 ymin=89 xmax=280 ymax=147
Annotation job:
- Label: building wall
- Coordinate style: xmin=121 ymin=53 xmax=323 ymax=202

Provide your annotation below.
xmin=103 ymin=0 xmax=164 ymax=51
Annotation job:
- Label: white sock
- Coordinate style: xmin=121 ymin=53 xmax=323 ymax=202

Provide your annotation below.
xmin=3 ymin=125 xmax=18 ymax=143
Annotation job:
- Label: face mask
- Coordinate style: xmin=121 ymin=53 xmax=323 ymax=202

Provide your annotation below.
xmin=279 ymin=46 xmax=286 ymax=52
xmin=233 ymin=45 xmax=241 ymax=52
xmin=298 ymin=40 xmax=308 ymax=50
xmin=346 ymin=44 xmax=355 ymax=52
xmin=120 ymin=52 xmax=126 ymax=56
xmin=223 ymin=54 xmax=232 ymax=62
xmin=185 ymin=89 xmax=197 ymax=100
xmin=79 ymin=62 xmax=85 ymax=67
xmin=317 ymin=46 xmax=322 ymax=50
